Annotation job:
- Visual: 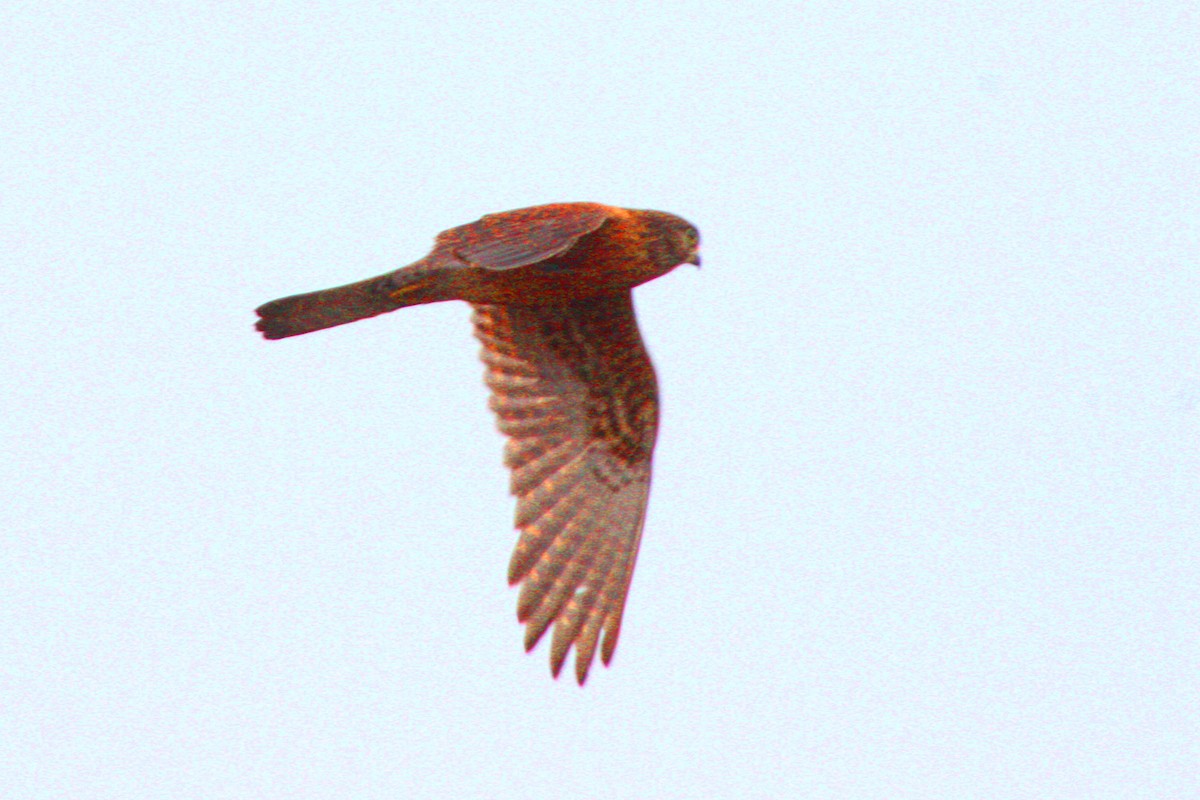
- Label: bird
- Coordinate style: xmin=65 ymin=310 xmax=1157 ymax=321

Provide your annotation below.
xmin=254 ymin=202 xmax=700 ymax=684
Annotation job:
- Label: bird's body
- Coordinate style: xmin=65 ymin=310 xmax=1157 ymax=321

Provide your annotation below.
xmin=255 ymin=202 xmax=699 ymax=683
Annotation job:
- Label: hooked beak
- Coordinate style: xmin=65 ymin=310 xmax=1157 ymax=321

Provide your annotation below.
xmin=685 ymin=247 xmax=701 ymax=268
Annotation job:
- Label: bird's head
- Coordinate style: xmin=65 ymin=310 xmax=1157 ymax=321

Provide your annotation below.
xmin=645 ymin=211 xmax=701 ymax=270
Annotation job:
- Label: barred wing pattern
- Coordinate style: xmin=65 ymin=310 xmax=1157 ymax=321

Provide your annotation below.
xmin=472 ymin=293 xmax=659 ymax=684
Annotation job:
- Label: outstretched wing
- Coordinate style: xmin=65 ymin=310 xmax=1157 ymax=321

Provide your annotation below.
xmin=437 ymin=203 xmax=612 ymax=270
xmin=472 ymin=293 xmax=658 ymax=684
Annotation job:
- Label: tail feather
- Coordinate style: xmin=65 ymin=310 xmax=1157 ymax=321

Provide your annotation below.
xmin=255 ymin=274 xmax=403 ymax=339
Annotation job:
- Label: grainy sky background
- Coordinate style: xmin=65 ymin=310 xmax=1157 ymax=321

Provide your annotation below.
xmin=4 ymin=2 xmax=1198 ymax=797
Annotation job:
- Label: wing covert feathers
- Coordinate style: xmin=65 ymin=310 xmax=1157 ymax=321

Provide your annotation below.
xmin=440 ymin=203 xmax=611 ymax=270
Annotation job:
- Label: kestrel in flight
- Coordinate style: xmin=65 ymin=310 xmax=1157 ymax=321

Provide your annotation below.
xmin=254 ymin=202 xmax=700 ymax=684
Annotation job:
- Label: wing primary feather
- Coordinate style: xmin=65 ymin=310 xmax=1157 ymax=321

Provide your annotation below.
xmin=511 ymin=449 xmax=590 ymax=528
xmin=484 ymin=371 xmax=545 ymax=397
xmin=573 ymin=614 xmax=606 ymax=684
xmin=488 ymin=393 xmax=562 ymax=417
xmin=509 ymin=480 xmax=598 ymax=587
xmin=549 ymin=534 xmax=622 ymax=681
xmin=516 ymin=490 xmax=606 ymax=626
xmin=599 ymin=563 xmax=633 ymax=667
xmin=495 ymin=413 xmax=568 ymax=439
xmin=478 ymin=349 xmax=538 ymax=376
xmin=596 ymin=486 xmax=651 ymax=667
xmin=504 ymin=436 xmax=566 ymax=470
xmin=508 ymin=437 xmax=579 ymax=496
xmin=533 ymin=545 xmax=603 ymax=662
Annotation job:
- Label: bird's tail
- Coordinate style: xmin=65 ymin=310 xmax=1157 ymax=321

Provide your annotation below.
xmin=254 ymin=265 xmax=455 ymax=340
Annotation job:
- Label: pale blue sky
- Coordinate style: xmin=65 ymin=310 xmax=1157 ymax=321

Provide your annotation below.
xmin=3 ymin=2 xmax=1198 ymax=798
